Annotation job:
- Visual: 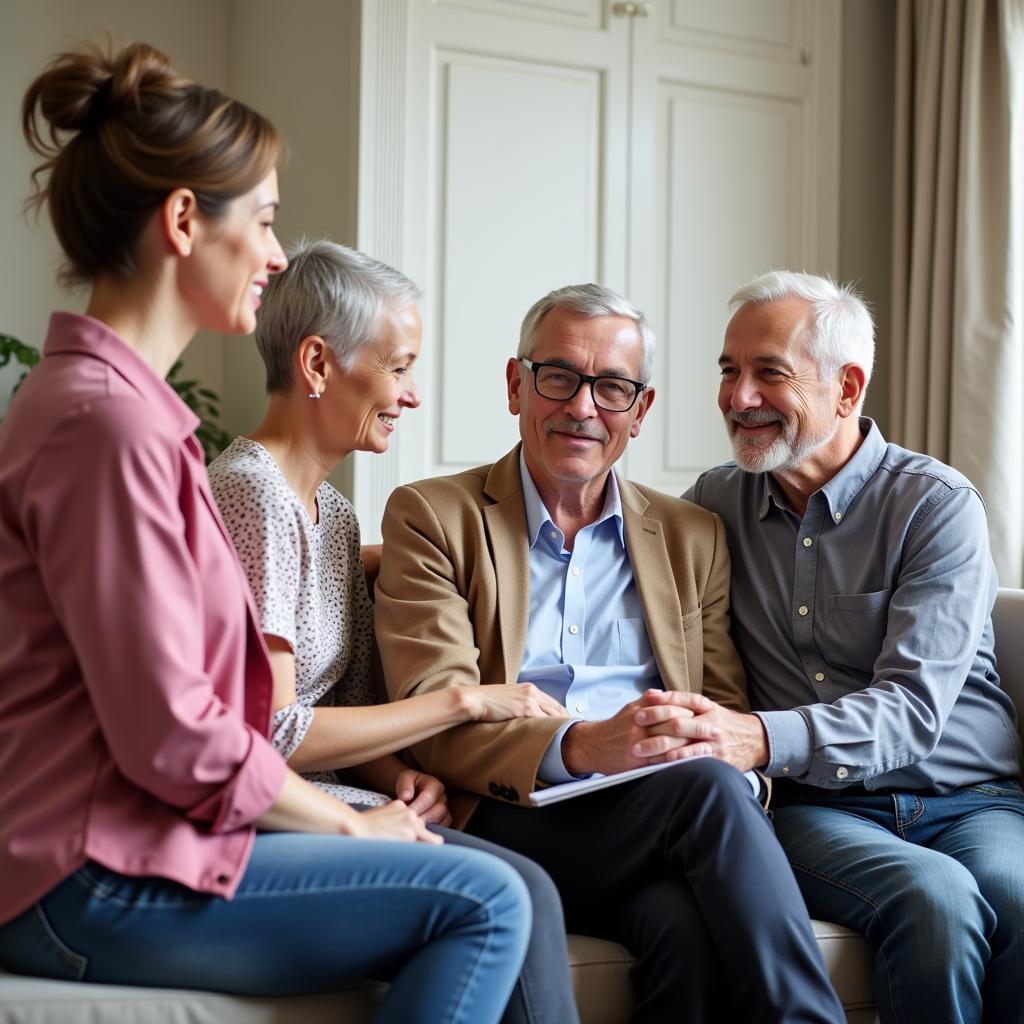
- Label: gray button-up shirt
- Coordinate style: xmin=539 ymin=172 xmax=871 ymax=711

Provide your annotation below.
xmin=686 ymin=419 xmax=1021 ymax=791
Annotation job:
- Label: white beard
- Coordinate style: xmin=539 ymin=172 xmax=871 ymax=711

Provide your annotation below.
xmin=728 ymin=409 xmax=838 ymax=473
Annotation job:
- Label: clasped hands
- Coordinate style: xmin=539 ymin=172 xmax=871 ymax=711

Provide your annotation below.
xmin=563 ymin=689 xmax=768 ymax=777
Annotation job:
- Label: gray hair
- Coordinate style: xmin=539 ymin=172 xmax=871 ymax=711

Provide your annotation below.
xmin=517 ymin=283 xmax=656 ymax=383
xmin=728 ymin=271 xmax=875 ymax=392
xmin=255 ymin=238 xmax=421 ymax=393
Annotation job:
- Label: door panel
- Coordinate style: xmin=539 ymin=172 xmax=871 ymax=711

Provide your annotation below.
xmin=356 ymin=0 xmax=838 ymax=537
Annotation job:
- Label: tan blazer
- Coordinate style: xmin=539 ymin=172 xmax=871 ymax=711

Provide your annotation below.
xmin=376 ymin=446 xmax=748 ymax=828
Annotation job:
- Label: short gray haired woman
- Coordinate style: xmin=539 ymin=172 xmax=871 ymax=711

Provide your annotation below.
xmin=209 ymin=239 xmax=580 ymax=1024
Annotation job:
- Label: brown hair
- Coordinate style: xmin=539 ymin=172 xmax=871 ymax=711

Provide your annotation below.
xmin=22 ymin=40 xmax=281 ymax=286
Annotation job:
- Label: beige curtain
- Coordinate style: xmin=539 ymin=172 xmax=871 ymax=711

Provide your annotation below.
xmin=892 ymin=0 xmax=1024 ymax=587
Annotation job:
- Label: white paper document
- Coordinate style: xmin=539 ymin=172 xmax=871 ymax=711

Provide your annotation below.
xmin=528 ymin=757 xmax=706 ymax=806
xmin=528 ymin=759 xmax=762 ymax=807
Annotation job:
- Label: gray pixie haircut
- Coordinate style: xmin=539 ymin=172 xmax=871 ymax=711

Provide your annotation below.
xmin=255 ymin=238 xmax=421 ymax=393
xmin=517 ymin=283 xmax=656 ymax=383
xmin=729 ymin=271 xmax=875 ymax=390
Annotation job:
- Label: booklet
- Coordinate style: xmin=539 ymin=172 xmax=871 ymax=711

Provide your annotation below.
xmin=528 ymin=759 xmax=762 ymax=807
xmin=528 ymin=758 xmax=706 ymax=807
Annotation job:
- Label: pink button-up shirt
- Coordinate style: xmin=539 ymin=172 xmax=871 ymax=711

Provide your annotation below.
xmin=0 ymin=313 xmax=286 ymax=924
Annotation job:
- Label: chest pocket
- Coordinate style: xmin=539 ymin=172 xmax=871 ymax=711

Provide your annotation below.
xmin=827 ymin=589 xmax=891 ymax=673
xmin=615 ymin=617 xmax=655 ymax=666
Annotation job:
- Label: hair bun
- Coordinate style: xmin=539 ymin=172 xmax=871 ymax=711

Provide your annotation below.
xmin=25 ymin=40 xmax=184 ymax=141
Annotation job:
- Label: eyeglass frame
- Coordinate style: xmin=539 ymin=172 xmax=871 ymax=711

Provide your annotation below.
xmin=519 ymin=357 xmax=649 ymax=412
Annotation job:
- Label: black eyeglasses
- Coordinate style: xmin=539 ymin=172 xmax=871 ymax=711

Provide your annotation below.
xmin=521 ymin=358 xmax=648 ymax=412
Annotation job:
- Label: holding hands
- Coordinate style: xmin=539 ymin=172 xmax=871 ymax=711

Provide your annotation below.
xmin=633 ymin=691 xmax=768 ymax=772
xmin=563 ymin=689 xmax=768 ymax=776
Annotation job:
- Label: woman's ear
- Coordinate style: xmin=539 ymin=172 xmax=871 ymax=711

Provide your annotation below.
xmin=161 ymin=188 xmax=200 ymax=258
xmin=297 ymin=335 xmax=330 ymax=397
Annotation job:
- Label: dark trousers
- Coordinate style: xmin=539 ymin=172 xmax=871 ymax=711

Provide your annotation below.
xmin=467 ymin=758 xmax=845 ymax=1024
xmin=437 ymin=826 xmax=580 ymax=1024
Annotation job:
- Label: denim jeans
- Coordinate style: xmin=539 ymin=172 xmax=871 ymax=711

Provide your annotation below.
xmin=0 ymin=832 xmax=531 ymax=1024
xmin=771 ymin=778 xmax=1024 ymax=1024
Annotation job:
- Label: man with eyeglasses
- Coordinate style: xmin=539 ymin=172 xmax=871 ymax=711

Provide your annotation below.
xmin=375 ymin=283 xmax=843 ymax=1023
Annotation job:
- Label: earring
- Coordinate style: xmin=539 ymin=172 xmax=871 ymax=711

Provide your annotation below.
xmin=308 ymin=389 xmax=321 ymax=400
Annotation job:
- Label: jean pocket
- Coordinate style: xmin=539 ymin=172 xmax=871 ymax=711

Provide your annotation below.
xmin=968 ymin=778 xmax=1024 ymax=801
xmin=0 ymin=898 xmax=88 ymax=981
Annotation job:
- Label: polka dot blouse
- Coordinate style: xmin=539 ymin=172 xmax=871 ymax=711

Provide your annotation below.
xmin=208 ymin=437 xmax=388 ymax=806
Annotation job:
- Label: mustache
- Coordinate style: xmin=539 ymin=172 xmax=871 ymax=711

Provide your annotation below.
xmin=728 ymin=409 xmax=783 ymax=426
xmin=544 ymin=419 xmax=610 ymax=443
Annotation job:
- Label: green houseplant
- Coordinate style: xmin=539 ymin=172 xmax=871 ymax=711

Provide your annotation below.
xmin=0 ymin=332 xmax=41 ymax=395
xmin=0 ymin=333 xmax=230 ymax=463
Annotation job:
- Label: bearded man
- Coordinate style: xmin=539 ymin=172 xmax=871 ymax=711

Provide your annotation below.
xmin=683 ymin=270 xmax=1024 ymax=1024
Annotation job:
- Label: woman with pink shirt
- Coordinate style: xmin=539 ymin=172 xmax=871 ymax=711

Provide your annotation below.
xmin=0 ymin=40 xmax=530 ymax=1023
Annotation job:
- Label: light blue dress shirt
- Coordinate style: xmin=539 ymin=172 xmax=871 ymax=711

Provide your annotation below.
xmin=517 ymin=454 xmax=663 ymax=783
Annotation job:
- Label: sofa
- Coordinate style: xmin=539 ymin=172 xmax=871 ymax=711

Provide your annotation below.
xmin=3 ymin=586 xmax=1022 ymax=1023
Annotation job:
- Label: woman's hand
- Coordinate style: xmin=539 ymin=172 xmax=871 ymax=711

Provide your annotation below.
xmin=465 ymin=683 xmax=568 ymax=723
xmin=348 ymin=800 xmax=443 ymax=844
xmin=395 ymin=768 xmax=452 ymax=827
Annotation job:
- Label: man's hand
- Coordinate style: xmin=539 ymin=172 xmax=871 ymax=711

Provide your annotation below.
xmin=634 ymin=691 xmax=768 ymax=772
xmin=394 ymin=769 xmax=453 ymax=827
xmin=562 ymin=689 xmax=722 ymax=776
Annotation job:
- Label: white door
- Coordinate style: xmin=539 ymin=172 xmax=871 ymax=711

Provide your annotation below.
xmin=624 ymin=0 xmax=840 ymax=492
xmin=355 ymin=0 xmax=839 ymax=538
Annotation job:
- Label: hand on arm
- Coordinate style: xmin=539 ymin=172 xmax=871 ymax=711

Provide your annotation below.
xmin=267 ymin=634 xmax=565 ymax=774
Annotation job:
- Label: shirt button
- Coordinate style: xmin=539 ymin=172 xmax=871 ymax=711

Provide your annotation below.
xmin=798 ymin=605 xmax=809 ymax=617
xmin=216 ymin=873 xmax=230 ymax=885
xmin=568 ymin=624 xmax=579 ymax=635
xmin=571 ymin=567 xmax=580 ymax=576
xmin=574 ymin=702 xmax=585 ymax=714
xmin=549 ymin=530 xmax=558 ymax=540
xmin=836 ymin=766 xmax=849 ymax=779
xmin=782 ymin=765 xmax=790 ymax=775
xmin=802 ymin=537 xmax=813 ymax=548
xmin=834 ymin=511 xmax=843 ymax=522
xmin=814 ymin=672 xmax=825 ymax=682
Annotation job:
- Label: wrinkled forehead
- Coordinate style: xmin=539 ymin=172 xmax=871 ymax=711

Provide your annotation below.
xmin=532 ymin=308 xmax=643 ymax=376
xmin=722 ymin=297 xmax=815 ymax=362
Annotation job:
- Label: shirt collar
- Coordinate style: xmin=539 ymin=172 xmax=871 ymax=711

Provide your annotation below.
xmin=43 ymin=312 xmax=199 ymax=439
xmin=817 ymin=417 xmax=886 ymax=522
xmin=758 ymin=417 xmax=885 ymax=522
xmin=518 ymin=450 xmax=625 ymax=549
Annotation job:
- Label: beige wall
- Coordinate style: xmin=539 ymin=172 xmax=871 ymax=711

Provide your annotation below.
xmin=0 ymin=0 xmax=359 ymax=455
xmin=0 ymin=0 xmax=229 ymax=409
xmin=222 ymin=0 xmax=361 ymax=495
xmin=3 ymin=0 xmax=895 ymax=450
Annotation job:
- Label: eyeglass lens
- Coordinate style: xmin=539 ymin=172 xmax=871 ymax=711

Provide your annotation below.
xmin=534 ymin=364 xmax=638 ymax=411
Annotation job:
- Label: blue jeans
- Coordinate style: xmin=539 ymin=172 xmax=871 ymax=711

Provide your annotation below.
xmin=771 ymin=778 xmax=1024 ymax=1024
xmin=0 ymin=832 xmax=531 ymax=1024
